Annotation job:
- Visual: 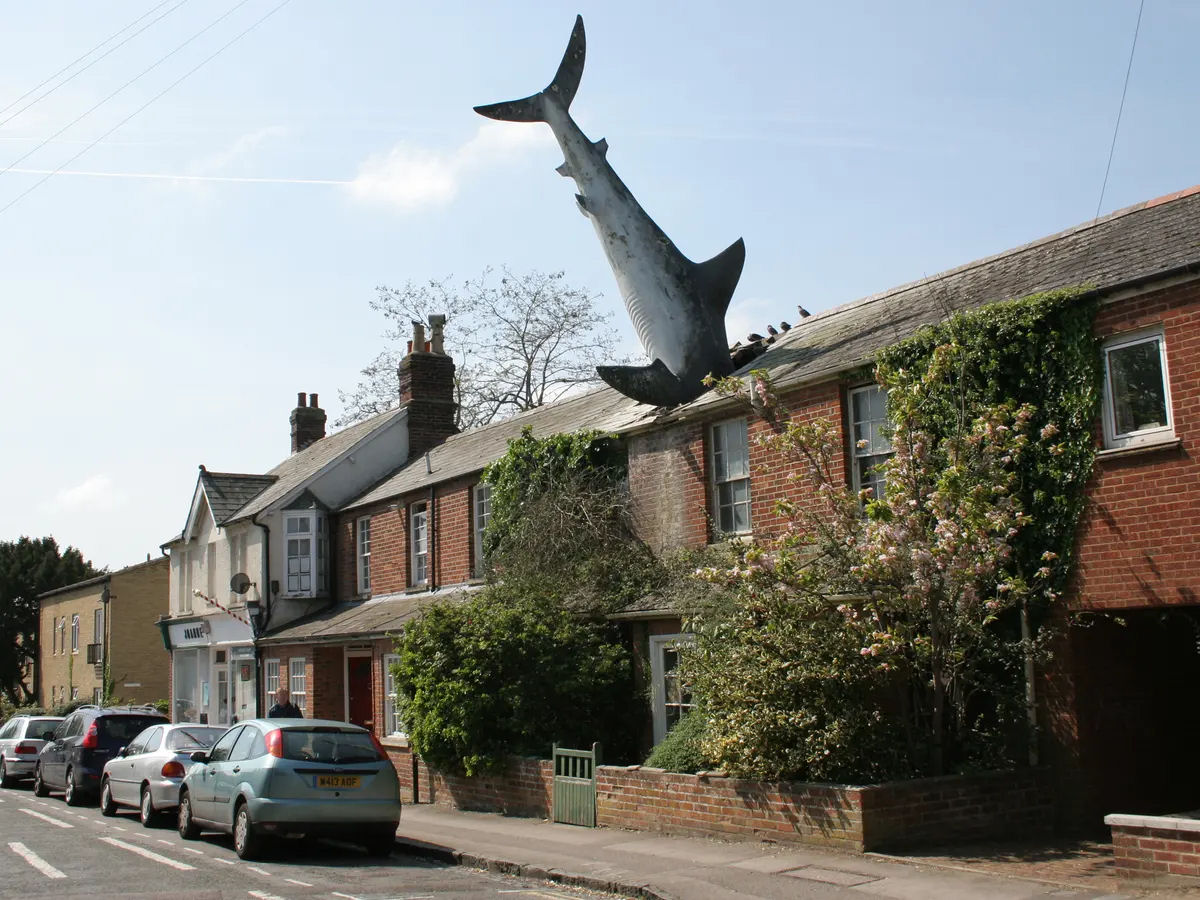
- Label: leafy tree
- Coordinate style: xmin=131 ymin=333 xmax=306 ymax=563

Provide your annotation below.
xmin=392 ymin=589 xmax=637 ymax=776
xmin=0 ymin=537 xmax=102 ymax=704
xmin=337 ymin=268 xmax=624 ymax=431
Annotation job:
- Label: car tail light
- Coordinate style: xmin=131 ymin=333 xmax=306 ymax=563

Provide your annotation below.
xmin=369 ymin=732 xmax=387 ymax=761
xmin=265 ymin=728 xmax=283 ymax=758
xmin=161 ymin=760 xmax=186 ymax=778
xmin=14 ymin=743 xmax=37 ymax=755
xmin=81 ymin=723 xmax=99 ymax=750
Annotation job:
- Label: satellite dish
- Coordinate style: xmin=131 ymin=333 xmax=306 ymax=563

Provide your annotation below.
xmin=230 ymin=573 xmax=253 ymax=595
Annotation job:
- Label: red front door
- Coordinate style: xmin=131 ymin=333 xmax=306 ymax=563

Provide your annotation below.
xmin=347 ymin=656 xmax=373 ymax=730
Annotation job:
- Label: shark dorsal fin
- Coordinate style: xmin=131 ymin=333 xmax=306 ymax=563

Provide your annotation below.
xmin=593 ymin=137 xmax=608 ymax=157
xmin=556 ymin=161 xmax=573 ymax=178
xmin=692 ymin=238 xmax=746 ymax=322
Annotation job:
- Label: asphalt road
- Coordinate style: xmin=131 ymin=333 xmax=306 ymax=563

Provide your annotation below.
xmin=0 ymin=782 xmax=606 ymax=900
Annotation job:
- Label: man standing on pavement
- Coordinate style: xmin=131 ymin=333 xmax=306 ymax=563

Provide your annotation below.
xmin=268 ymin=687 xmax=303 ymax=718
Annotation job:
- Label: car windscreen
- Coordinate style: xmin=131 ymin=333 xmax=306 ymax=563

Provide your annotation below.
xmin=167 ymin=727 xmax=225 ymax=751
xmin=97 ymin=716 xmax=168 ymax=743
xmin=280 ymin=728 xmax=382 ymax=764
xmin=26 ymin=719 xmax=60 ymax=737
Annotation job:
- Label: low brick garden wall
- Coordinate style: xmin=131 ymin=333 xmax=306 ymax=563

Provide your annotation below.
xmin=1106 ymin=813 xmax=1200 ymax=879
xmin=384 ymin=740 xmax=1053 ymax=852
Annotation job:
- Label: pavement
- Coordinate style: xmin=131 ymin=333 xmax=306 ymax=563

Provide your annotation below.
xmin=394 ymin=804 xmax=1200 ymax=900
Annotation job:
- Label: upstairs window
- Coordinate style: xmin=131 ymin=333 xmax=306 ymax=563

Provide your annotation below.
xmin=284 ymin=512 xmax=327 ymax=596
xmin=1103 ymin=329 xmax=1173 ymax=449
xmin=711 ymin=418 xmax=751 ymax=536
xmin=178 ymin=549 xmax=192 ymax=614
xmin=472 ymin=483 xmax=491 ymax=578
xmin=71 ymin=615 xmax=79 ymax=654
xmin=410 ymin=502 xmax=429 ymax=586
xmin=849 ymin=384 xmax=892 ymax=503
xmin=357 ymin=516 xmax=372 ymax=595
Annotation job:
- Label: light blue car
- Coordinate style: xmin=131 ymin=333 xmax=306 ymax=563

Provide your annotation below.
xmin=177 ymin=718 xmax=401 ymax=860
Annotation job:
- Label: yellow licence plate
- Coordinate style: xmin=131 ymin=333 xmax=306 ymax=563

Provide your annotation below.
xmin=315 ymin=775 xmax=360 ymax=789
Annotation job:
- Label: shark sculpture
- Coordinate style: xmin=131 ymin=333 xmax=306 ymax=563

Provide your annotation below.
xmin=475 ymin=15 xmax=745 ymax=407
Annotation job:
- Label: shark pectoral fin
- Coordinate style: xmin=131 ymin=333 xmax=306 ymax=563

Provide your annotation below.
xmin=596 ymin=359 xmax=687 ymax=407
xmin=693 ymin=237 xmax=747 ymax=321
xmin=575 ymin=193 xmax=591 ymax=216
xmin=556 ymin=161 xmax=573 ymax=178
xmin=474 ymin=94 xmax=546 ymax=122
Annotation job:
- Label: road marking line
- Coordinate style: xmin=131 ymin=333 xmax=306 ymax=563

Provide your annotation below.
xmin=246 ymin=865 xmax=271 ymax=875
xmin=99 ymin=836 xmax=195 ymax=871
xmin=331 ymin=893 xmax=361 ymax=900
xmin=111 ymin=825 xmax=127 ymax=831
xmin=180 ymin=847 xmax=205 ymax=855
xmin=18 ymin=808 xmax=73 ymax=828
xmin=213 ymin=857 xmax=236 ymax=865
xmin=157 ymin=839 xmax=174 ymax=845
xmin=8 ymin=842 xmax=66 ymax=879
xmin=248 ymin=892 xmax=287 ymax=900
xmin=284 ymin=878 xmax=312 ymax=886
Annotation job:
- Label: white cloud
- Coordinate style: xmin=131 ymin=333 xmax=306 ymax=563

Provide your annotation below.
xmin=348 ymin=121 xmax=553 ymax=211
xmin=48 ymin=475 xmax=126 ymax=513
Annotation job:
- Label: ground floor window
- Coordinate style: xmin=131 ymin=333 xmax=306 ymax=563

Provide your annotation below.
xmin=289 ymin=658 xmax=307 ymax=710
xmin=173 ymin=648 xmax=205 ymax=722
xmin=383 ymin=654 xmax=404 ymax=737
xmin=265 ymin=658 xmax=280 ymax=707
xmin=649 ymin=633 xmax=696 ymax=746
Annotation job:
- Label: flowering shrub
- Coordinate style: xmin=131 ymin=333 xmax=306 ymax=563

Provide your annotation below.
xmin=685 ymin=287 xmax=1099 ymax=780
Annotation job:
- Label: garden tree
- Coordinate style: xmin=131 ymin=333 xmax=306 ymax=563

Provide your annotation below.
xmin=337 ymin=268 xmax=624 ymax=431
xmin=391 ymin=429 xmax=652 ymax=775
xmin=683 ymin=287 xmax=1100 ymax=781
xmin=0 ymin=537 xmax=102 ymax=704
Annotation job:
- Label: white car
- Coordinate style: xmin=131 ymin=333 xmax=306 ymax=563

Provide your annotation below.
xmin=100 ymin=723 xmax=225 ymax=825
xmin=0 ymin=715 xmax=64 ymax=787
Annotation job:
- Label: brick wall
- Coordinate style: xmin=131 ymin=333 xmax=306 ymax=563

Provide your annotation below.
xmin=1073 ymin=279 xmax=1200 ymax=612
xmin=1107 ymin=814 xmax=1200 ymax=880
xmin=383 ymin=745 xmax=552 ymax=817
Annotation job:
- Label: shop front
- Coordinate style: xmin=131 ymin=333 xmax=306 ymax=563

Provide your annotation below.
xmin=166 ymin=614 xmax=257 ymax=726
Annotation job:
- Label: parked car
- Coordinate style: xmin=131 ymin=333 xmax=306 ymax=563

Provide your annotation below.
xmin=0 ymin=715 xmax=64 ymax=787
xmin=99 ymin=723 xmax=225 ymax=825
xmin=177 ymin=718 xmax=401 ymax=859
xmin=34 ymin=705 xmax=169 ymax=805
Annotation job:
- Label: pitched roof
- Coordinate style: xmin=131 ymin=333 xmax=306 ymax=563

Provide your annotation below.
xmin=344 ymin=386 xmax=653 ymax=511
xmin=228 ymin=406 xmax=407 ymax=522
xmin=687 ymin=184 xmax=1200 ymax=410
xmin=258 ymin=589 xmax=472 ymax=644
xmin=199 ymin=470 xmax=277 ymax=525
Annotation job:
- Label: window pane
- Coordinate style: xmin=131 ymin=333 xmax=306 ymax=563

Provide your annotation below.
xmin=1109 ymin=339 xmax=1168 ymax=436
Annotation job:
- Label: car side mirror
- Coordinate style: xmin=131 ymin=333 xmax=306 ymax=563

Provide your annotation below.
xmin=190 ymin=750 xmax=209 ymax=763
xmin=42 ymin=730 xmax=55 ymax=741
xmin=117 ymin=746 xmax=127 ymax=757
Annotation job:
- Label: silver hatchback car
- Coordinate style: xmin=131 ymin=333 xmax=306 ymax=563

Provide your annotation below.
xmin=99 ymin=723 xmax=225 ymax=825
xmin=177 ymin=718 xmax=401 ymax=860
xmin=0 ymin=715 xmax=64 ymax=786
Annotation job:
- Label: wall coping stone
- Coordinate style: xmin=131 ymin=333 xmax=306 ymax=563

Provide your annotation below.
xmin=1106 ymin=813 xmax=1200 ymax=834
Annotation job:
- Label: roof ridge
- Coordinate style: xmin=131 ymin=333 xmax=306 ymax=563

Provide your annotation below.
xmin=773 ymin=183 xmax=1200 ymax=346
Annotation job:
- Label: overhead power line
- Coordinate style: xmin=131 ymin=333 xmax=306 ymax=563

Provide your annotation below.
xmin=0 ymin=0 xmax=294 ymax=217
xmin=1095 ymin=0 xmax=1146 ymax=220
xmin=0 ymin=0 xmax=190 ymax=129
xmin=0 ymin=0 xmax=255 ymax=180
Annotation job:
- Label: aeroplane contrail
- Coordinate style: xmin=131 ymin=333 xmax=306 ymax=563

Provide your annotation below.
xmin=5 ymin=166 xmax=349 ymax=185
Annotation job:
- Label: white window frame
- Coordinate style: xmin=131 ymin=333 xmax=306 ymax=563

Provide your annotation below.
xmin=179 ymin=549 xmax=192 ymax=613
xmin=265 ymin=658 xmax=280 ymax=706
xmin=710 ymin=418 xmax=751 ymax=536
xmin=92 ymin=607 xmax=103 ymax=662
xmin=284 ymin=512 xmax=327 ymax=597
xmin=71 ymin=614 xmax=79 ymax=654
xmin=472 ymin=483 xmax=491 ymax=578
xmin=1102 ymin=328 xmax=1174 ymax=450
xmin=356 ymin=516 xmax=372 ymax=596
xmin=410 ymin=501 xmax=429 ymax=586
xmin=383 ymin=653 xmax=405 ymax=737
xmin=649 ymin=633 xmax=696 ymax=745
xmin=848 ymin=384 xmax=892 ymax=503
xmin=289 ymin=658 xmax=307 ymax=711
xmin=52 ymin=617 xmax=58 ymax=655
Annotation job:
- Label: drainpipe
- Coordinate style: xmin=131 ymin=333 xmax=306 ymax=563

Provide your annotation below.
xmin=1021 ymin=599 xmax=1039 ymax=766
xmin=427 ymin=452 xmax=436 ymax=591
xmin=252 ymin=513 xmax=272 ymax=718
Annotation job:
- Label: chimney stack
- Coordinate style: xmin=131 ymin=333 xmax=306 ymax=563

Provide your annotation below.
xmin=290 ymin=391 xmax=326 ymax=453
xmin=398 ymin=313 xmax=457 ymax=455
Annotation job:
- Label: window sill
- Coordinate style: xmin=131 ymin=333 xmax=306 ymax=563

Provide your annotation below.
xmin=1097 ymin=438 xmax=1181 ymax=461
xmin=404 ymin=584 xmax=430 ymax=595
xmin=379 ymin=735 xmax=410 ymax=749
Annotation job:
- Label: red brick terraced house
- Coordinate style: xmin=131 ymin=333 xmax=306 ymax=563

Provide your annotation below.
xmin=263 ymin=185 xmax=1200 ymax=832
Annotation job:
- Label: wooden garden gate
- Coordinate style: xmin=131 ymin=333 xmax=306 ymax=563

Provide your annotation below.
xmin=551 ymin=742 xmax=600 ymax=827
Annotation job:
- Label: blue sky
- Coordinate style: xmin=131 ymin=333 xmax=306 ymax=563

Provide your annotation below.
xmin=1 ymin=1 xmax=1196 ymax=570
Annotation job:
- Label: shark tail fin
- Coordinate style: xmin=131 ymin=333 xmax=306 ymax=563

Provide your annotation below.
xmin=596 ymin=359 xmax=687 ymax=408
xmin=473 ymin=15 xmax=586 ymax=122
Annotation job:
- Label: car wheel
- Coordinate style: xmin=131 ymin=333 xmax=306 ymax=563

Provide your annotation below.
xmin=177 ymin=791 xmax=200 ymax=840
xmin=139 ymin=786 xmax=158 ymax=827
xmin=32 ymin=765 xmax=49 ymax=797
xmin=0 ymin=757 xmax=12 ymax=788
xmin=100 ymin=778 xmax=117 ymax=816
xmin=233 ymin=802 xmax=262 ymax=860
xmin=64 ymin=768 xmax=83 ymax=806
